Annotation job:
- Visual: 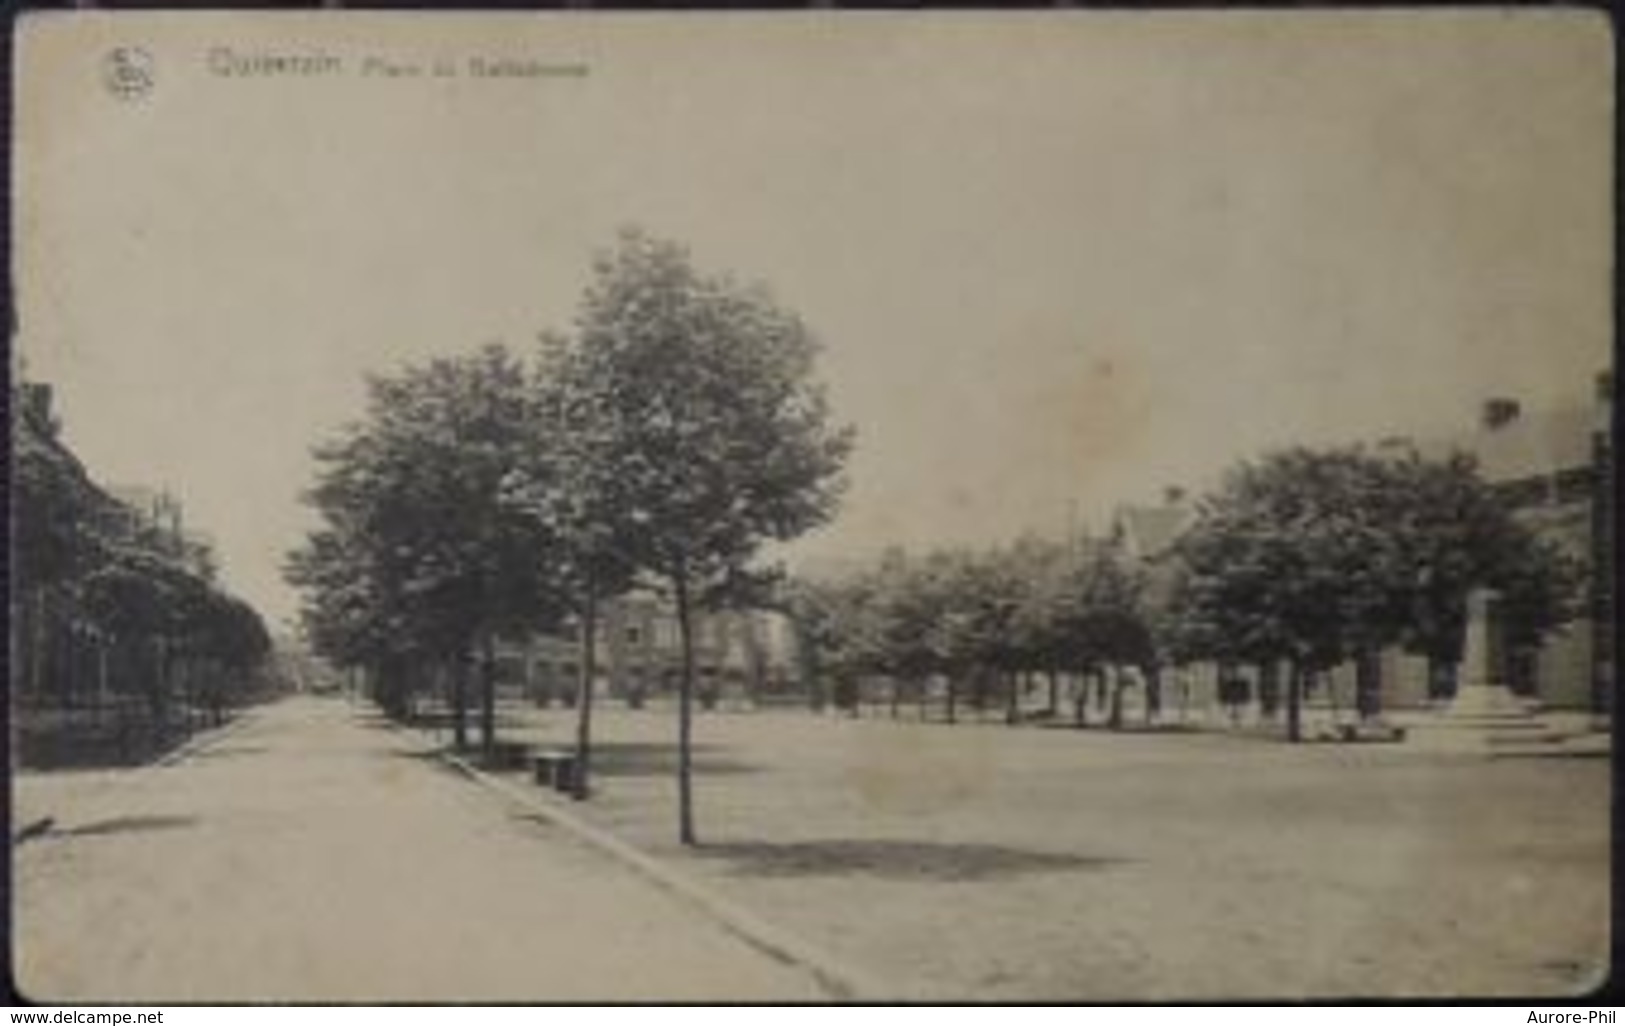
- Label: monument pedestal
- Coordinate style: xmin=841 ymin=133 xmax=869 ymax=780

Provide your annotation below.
xmin=1428 ymin=589 xmax=1544 ymax=751
xmin=1446 ymin=679 xmax=1535 ymax=718
xmin=1446 ymin=589 xmax=1533 ymax=716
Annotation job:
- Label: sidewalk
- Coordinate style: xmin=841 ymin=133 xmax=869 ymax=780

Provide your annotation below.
xmin=13 ymin=695 xmax=828 ymax=1002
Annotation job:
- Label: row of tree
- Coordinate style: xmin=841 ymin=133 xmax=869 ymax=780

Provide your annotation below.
xmin=783 ymin=536 xmax=1151 ymax=727
xmin=14 ymin=377 xmax=274 ymax=762
xmin=785 ymin=444 xmax=1583 ymax=741
xmin=286 ymin=229 xmax=854 ymax=844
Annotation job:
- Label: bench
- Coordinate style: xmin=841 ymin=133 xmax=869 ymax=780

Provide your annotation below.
xmin=532 ymin=749 xmax=577 ymax=792
xmin=1322 ymin=721 xmax=1408 ymax=744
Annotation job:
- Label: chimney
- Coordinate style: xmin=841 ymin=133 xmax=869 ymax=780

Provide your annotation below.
xmin=1481 ymin=397 xmax=1521 ymax=431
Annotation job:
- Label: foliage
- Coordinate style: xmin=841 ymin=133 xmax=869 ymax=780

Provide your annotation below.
xmin=1172 ymin=444 xmax=1583 ymax=734
xmin=568 ymin=229 xmax=854 ymax=842
xmin=288 ymin=344 xmax=565 ymax=744
xmin=567 ymin=230 xmax=854 ymax=585
xmin=786 ymin=534 xmax=1155 ymax=726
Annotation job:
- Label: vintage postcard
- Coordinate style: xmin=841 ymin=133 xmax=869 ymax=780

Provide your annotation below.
xmin=11 ymin=9 xmax=1613 ymax=1003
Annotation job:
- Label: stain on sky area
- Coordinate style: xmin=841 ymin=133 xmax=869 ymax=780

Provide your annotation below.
xmin=1053 ymin=352 xmax=1155 ymax=483
xmin=977 ymin=346 xmax=1158 ymax=516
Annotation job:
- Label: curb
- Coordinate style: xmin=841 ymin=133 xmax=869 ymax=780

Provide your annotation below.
xmin=155 ymin=709 xmax=257 ymax=767
xmin=436 ymin=749 xmax=896 ymax=1002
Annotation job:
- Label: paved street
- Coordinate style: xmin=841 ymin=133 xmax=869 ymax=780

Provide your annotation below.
xmin=13 ymin=696 xmax=826 ymax=1002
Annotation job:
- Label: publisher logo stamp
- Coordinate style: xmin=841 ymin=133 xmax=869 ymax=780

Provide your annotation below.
xmin=103 ymin=47 xmax=154 ymax=100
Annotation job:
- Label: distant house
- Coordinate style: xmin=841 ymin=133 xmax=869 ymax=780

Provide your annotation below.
xmin=1419 ymin=376 xmax=1612 ymax=710
xmin=1112 ymin=487 xmax=1196 ymax=564
xmin=107 ymin=484 xmax=217 ymax=582
xmin=1111 ymin=372 xmax=1613 ymax=713
xmin=493 ymin=597 xmax=803 ymax=708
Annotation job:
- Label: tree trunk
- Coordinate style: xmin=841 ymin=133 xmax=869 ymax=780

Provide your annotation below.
xmin=1006 ymin=670 xmax=1020 ymax=726
xmin=479 ymin=632 xmax=498 ymax=762
xmin=451 ymin=650 xmax=469 ymax=751
xmin=1355 ymin=648 xmax=1382 ymax=721
xmin=1258 ymin=662 xmax=1281 ymax=720
xmin=1286 ymin=660 xmax=1304 ymax=743
xmin=1073 ymin=669 xmax=1089 ymax=727
xmin=573 ymin=577 xmax=599 ymax=801
xmin=1047 ymin=670 xmax=1060 ymax=716
xmin=1108 ymin=667 xmax=1125 ymax=731
xmin=673 ymin=567 xmax=698 ymax=847
xmin=890 ymin=677 xmax=901 ymax=719
xmin=946 ymin=674 xmax=958 ymax=725
xmin=1427 ymin=657 xmax=1458 ymax=702
xmin=1145 ymin=665 xmax=1162 ymax=725
xmin=152 ymin=635 xmax=170 ymax=742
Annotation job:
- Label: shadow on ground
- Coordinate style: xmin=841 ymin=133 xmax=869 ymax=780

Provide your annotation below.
xmin=694 ymin=839 xmax=1124 ymax=882
xmin=190 ymin=745 xmax=268 ymax=760
xmin=1488 ymin=748 xmax=1610 ymax=761
xmin=380 ymin=746 xmax=483 ymax=779
xmin=1033 ymin=720 xmax=1213 ymax=734
xmin=53 ymin=814 xmax=201 ymax=839
xmin=582 ymin=742 xmax=758 ymax=779
xmin=15 ymin=722 xmax=228 ymax=773
xmin=398 ymin=710 xmax=539 ymax=733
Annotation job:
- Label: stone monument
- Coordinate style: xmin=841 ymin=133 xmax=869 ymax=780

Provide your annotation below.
xmin=1448 ymin=588 xmax=1532 ymax=718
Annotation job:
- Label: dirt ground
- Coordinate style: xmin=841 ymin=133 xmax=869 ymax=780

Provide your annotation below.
xmin=489 ymin=696 xmax=1611 ymax=1001
xmin=13 ymin=692 xmax=1609 ymax=1002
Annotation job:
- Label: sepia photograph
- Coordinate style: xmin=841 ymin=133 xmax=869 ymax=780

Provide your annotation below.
xmin=10 ymin=9 xmax=1614 ymax=1003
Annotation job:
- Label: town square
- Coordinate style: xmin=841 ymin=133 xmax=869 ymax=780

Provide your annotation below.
xmin=11 ymin=10 xmax=1613 ymax=1004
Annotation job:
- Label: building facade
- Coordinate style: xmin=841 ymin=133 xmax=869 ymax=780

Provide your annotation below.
xmin=494 ymin=598 xmax=803 ymax=708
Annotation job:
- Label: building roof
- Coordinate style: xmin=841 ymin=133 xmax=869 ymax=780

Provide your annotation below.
xmin=1112 ymin=502 xmax=1195 ymax=561
xmin=1415 ymin=405 xmax=1597 ymax=485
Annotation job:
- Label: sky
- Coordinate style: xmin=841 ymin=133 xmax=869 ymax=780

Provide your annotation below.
xmin=17 ymin=10 xmax=1614 ymax=630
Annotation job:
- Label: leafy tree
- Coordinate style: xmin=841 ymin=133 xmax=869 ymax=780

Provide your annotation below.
xmin=1176 ymin=448 xmax=1396 ymax=739
xmin=927 ymin=547 xmax=1026 ymax=724
xmin=866 ymin=548 xmax=948 ymax=718
xmin=570 ymin=229 xmax=853 ymax=845
xmin=1174 ymin=444 xmax=1582 ymax=739
xmin=500 ymin=332 xmax=642 ymax=798
xmin=782 ymin=568 xmax=891 ymax=716
xmin=1005 ymin=536 xmax=1078 ymax=719
xmin=1059 ymin=538 xmax=1152 ymax=729
xmin=16 ymin=376 xmax=270 ymax=741
xmin=289 ymin=344 xmax=561 ymax=756
xmin=1374 ymin=447 xmax=1584 ymax=689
